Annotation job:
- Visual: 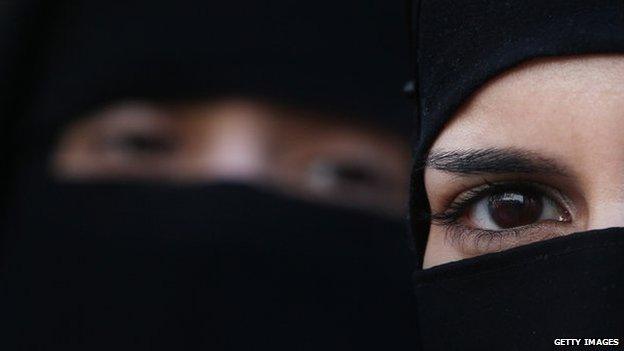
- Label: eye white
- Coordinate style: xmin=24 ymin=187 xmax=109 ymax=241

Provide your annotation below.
xmin=470 ymin=197 xmax=503 ymax=230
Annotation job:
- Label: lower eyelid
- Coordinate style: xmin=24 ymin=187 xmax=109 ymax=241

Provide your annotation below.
xmin=441 ymin=221 xmax=575 ymax=255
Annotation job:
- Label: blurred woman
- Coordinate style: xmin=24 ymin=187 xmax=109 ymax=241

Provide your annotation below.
xmin=1 ymin=1 xmax=417 ymax=349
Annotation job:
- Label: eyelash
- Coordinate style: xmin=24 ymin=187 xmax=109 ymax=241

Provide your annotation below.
xmin=428 ymin=181 xmax=570 ymax=243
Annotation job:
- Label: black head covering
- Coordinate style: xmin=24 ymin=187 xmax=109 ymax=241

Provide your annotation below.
xmin=1 ymin=1 xmax=418 ymax=349
xmin=409 ymin=1 xmax=624 ymax=349
xmin=11 ymin=0 xmax=412 ymax=148
xmin=410 ymin=0 xmax=624 ymax=256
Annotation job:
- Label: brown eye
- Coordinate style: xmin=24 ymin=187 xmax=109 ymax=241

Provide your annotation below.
xmin=467 ymin=188 xmax=569 ymax=230
xmin=487 ymin=192 xmax=543 ymax=228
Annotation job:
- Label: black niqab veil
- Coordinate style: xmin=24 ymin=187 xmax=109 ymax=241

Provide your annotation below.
xmin=409 ymin=1 xmax=624 ymax=349
xmin=0 ymin=1 xmax=418 ymax=350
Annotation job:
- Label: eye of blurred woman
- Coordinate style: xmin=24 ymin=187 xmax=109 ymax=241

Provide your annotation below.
xmin=271 ymin=121 xmax=410 ymax=217
xmin=307 ymin=159 xmax=385 ymax=193
xmin=52 ymin=102 xmax=180 ymax=180
xmin=100 ymin=131 xmax=177 ymax=157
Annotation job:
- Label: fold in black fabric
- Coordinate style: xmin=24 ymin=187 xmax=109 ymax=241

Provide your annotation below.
xmin=409 ymin=0 xmax=624 ymax=257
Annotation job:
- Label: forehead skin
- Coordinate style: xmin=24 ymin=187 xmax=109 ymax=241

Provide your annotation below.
xmin=429 ymin=55 xmax=624 ymax=200
xmin=433 ymin=55 xmax=624 ymax=151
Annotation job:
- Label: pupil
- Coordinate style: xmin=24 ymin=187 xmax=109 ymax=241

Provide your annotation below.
xmin=111 ymin=134 xmax=175 ymax=154
xmin=487 ymin=191 xmax=543 ymax=229
xmin=334 ymin=164 xmax=379 ymax=185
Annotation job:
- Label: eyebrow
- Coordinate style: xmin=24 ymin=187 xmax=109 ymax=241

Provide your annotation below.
xmin=425 ymin=148 xmax=572 ymax=177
